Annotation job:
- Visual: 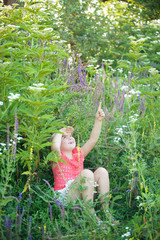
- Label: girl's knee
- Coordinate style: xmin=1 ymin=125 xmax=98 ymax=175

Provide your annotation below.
xmin=81 ymin=169 xmax=94 ymax=179
xmin=95 ymin=167 xmax=109 ymax=177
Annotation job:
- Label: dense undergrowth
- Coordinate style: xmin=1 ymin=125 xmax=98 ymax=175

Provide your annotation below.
xmin=0 ymin=0 xmax=160 ymax=239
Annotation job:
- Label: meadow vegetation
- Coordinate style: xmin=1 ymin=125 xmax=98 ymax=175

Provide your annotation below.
xmin=0 ymin=0 xmax=160 ymax=239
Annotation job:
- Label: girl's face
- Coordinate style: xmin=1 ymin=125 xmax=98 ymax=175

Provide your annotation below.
xmin=60 ymin=135 xmax=76 ymax=152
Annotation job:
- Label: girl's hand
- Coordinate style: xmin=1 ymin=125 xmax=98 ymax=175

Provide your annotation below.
xmin=60 ymin=126 xmax=74 ymax=137
xmin=95 ymin=102 xmax=105 ymax=121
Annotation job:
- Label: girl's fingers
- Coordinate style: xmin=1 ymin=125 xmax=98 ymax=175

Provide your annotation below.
xmin=98 ymin=101 xmax=102 ymax=110
xmin=66 ymin=126 xmax=74 ymax=133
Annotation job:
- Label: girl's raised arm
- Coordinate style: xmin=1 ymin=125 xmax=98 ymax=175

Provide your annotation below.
xmin=80 ymin=102 xmax=105 ymax=158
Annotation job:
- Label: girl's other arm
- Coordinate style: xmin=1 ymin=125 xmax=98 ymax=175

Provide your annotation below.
xmin=81 ymin=102 xmax=105 ymax=158
xmin=51 ymin=126 xmax=74 ymax=154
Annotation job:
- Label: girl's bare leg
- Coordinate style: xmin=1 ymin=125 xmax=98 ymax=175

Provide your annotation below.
xmin=67 ymin=169 xmax=98 ymax=217
xmin=94 ymin=167 xmax=110 ymax=210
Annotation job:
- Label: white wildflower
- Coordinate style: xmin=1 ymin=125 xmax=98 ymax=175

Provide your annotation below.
xmin=129 ymin=115 xmax=138 ymax=123
xmin=157 ymin=52 xmax=160 ymax=55
xmin=29 ymin=86 xmax=46 ymax=91
xmin=94 ymin=182 xmax=99 ymax=187
xmin=33 ymin=83 xmax=44 ymax=87
xmin=0 ymin=143 xmax=6 ymax=146
xmin=114 ymin=137 xmax=121 ymax=143
xmin=116 ymin=128 xmax=123 ymax=135
xmin=148 ymin=68 xmax=159 ymax=75
xmin=0 ymin=101 xmax=3 ymax=105
xmin=129 ymin=89 xmax=141 ymax=96
xmin=121 ymin=85 xmax=128 ymax=91
xmin=117 ymin=68 xmax=123 ymax=73
xmin=122 ymin=232 xmax=131 ymax=237
xmin=17 ymin=137 xmax=23 ymax=141
xmin=0 ymin=152 xmax=2 ymax=155
xmin=43 ymin=28 xmax=53 ymax=32
xmin=124 ymin=94 xmax=132 ymax=98
xmin=8 ymin=93 xmax=20 ymax=102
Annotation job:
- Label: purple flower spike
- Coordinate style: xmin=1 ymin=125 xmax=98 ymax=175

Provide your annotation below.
xmin=48 ymin=203 xmax=53 ymax=221
xmin=113 ymin=187 xmax=120 ymax=192
xmin=5 ymin=216 xmax=12 ymax=229
xmin=54 ymin=198 xmax=65 ymax=220
xmin=102 ymin=60 xmax=104 ymax=68
xmin=126 ymin=189 xmax=131 ymax=193
xmin=29 ymin=235 xmax=32 ymax=240
xmin=29 ymin=216 xmax=32 ymax=222
xmin=71 ymin=206 xmax=82 ymax=211
xmin=29 ymin=193 xmax=31 ymax=206
xmin=18 ymin=193 xmax=22 ymax=201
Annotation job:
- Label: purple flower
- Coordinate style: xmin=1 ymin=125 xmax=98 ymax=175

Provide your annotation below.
xmin=29 ymin=216 xmax=32 ymax=222
xmin=29 ymin=193 xmax=31 ymax=206
xmin=5 ymin=216 xmax=12 ymax=229
xmin=18 ymin=193 xmax=22 ymax=201
xmin=48 ymin=203 xmax=53 ymax=221
xmin=29 ymin=235 xmax=32 ymax=240
xmin=126 ymin=189 xmax=131 ymax=193
xmin=54 ymin=198 xmax=65 ymax=220
xmin=113 ymin=187 xmax=120 ymax=192
xmin=71 ymin=206 xmax=82 ymax=211
xmin=43 ymin=179 xmax=51 ymax=188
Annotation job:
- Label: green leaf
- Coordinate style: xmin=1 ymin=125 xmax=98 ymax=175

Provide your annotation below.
xmin=21 ymin=171 xmax=32 ymax=176
xmin=0 ymin=198 xmax=14 ymax=206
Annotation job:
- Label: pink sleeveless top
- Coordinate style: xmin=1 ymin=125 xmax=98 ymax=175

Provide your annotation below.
xmin=52 ymin=147 xmax=84 ymax=191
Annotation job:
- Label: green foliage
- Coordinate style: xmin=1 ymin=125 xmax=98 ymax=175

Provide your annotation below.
xmin=0 ymin=0 xmax=160 ymax=239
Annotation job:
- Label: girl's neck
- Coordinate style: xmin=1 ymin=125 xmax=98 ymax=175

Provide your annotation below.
xmin=62 ymin=150 xmax=73 ymax=159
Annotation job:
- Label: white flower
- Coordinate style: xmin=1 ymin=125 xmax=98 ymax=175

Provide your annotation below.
xmin=43 ymin=28 xmax=53 ymax=32
xmin=0 ymin=143 xmax=6 ymax=146
xmin=17 ymin=137 xmax=23 ymax=141
xmin=157 ymin=52 xmax=160 ymax=55
xmin=129 ymin=115 xmax=138 ymax=123
xmin=33 ymin=83 xmax=44 ymax=87
xmin=114 ymin=137 xmax=121 ymax=143
xmin=117 ymin=68 xmax=123 ymax=73
xmin=8 ymin=93 xmax=20 ymax=102
xmin=125 ymin=227 xmax=129 ymax=230
xmin=122 ymin=232 xmax=131 ymax=237
xmin=125 ymin=94 xmax=132 ymax=98
xmin=0 ymin=101 xmax=3 ymax=105
xmin=148 ymin=68 xmax=159 ymax=75
xmin=0 ymin=152 xmax=2 ymax=155
xmin=129 ymin=89 xmax=141 ymax=96
xmin=94 ymin=182 xmax=99 ymax=187
xmin=121 ymin=86 xmax=128 ymax=91
xmin=116 ymin=128 xmax=123 ymax=135
xmin=28 ymin=86 xmax=46 ymax=91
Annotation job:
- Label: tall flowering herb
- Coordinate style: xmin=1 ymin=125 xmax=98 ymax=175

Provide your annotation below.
xmin=28 ymin=216 xmax=32 ymax=239
xmin=54 ymin=198 xmax=65 ymax=220
xmin=141 ymin=98 xmax=146 ymax=117
xmin=14 ymin=109 xmax=19 ymax=178
xmin=48 ymin=202 xmax=53 ymax=221
xmin=7 ymin=122 xmax=10 ymax=161
xmin=119 ymin=90 xmax=126 ymax=117
xmin=4 ymin=216 xmax=12 ymax=240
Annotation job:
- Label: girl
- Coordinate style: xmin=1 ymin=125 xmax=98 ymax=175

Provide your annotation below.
xmin=51 ymin=102 xmax=110 ymax=221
